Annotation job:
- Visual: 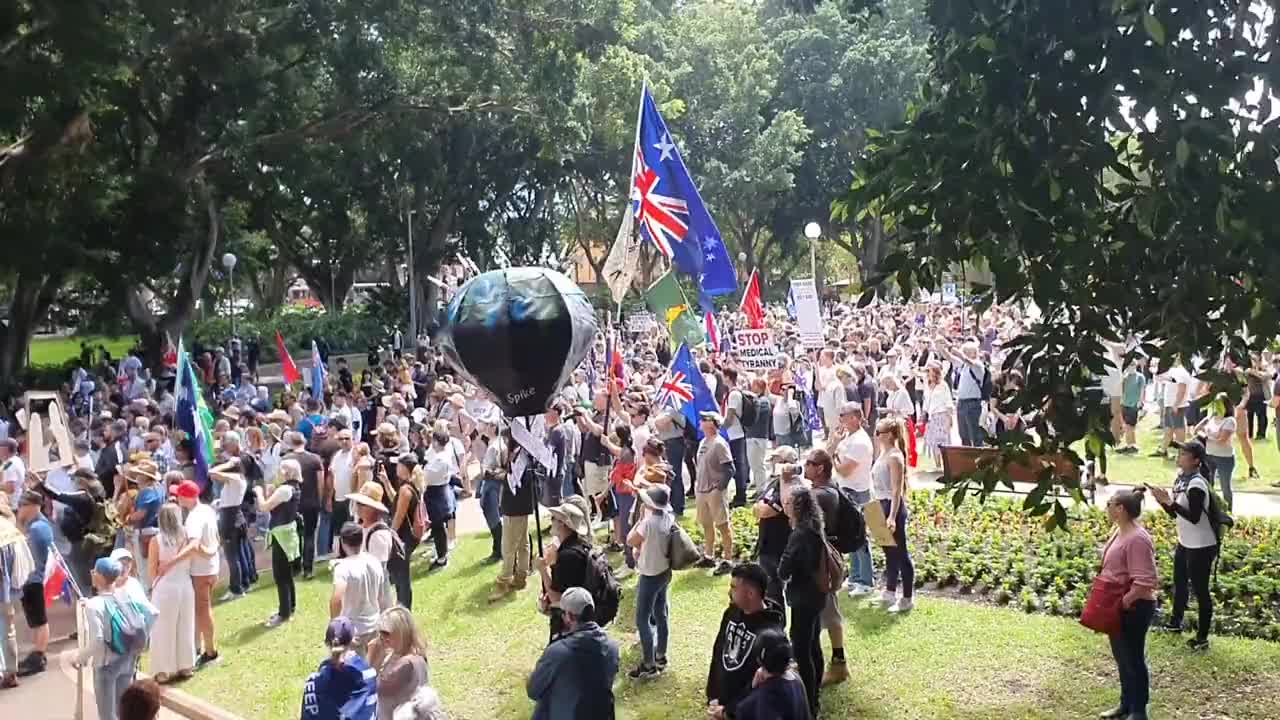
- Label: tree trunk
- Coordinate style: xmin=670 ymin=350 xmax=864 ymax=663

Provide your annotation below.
xmin=0 ymin=269 xmax=64 ymax=388
xmin=123 ymin=179 xmax=221 ymax=370
xmin=411 ymin=199 xmax=458 ymax=340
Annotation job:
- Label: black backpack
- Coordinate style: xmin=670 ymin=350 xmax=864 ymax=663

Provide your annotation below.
xmin=584 ymin=547 xmax=622 ymax=626
xmin=831 ymin=487 xmax=869 ymax=553
xmin=739 ymin=391 xmax=759 ymax=428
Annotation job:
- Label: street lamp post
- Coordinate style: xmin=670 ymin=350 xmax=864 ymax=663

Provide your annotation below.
xmin=405 ymin=210 xmax=418 ymax=350
xmin=803 ymin=222 xmax=820 ymax=283
xmin=221 ymin=252 xmax=238 ymax=339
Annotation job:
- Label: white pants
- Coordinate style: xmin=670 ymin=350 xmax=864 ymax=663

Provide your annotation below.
xmin=747 ymin=438 xmax=770 ymax=493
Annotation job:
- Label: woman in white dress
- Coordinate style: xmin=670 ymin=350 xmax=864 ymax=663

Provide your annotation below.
xmin=147 ymin=502 xmax=195 ymax=682
xmin=922 ymin=363 xmax=955 ymax=470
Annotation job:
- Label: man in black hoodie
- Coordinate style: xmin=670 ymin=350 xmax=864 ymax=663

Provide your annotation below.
xmin=706 ymin=562 xmax=786 ymax=720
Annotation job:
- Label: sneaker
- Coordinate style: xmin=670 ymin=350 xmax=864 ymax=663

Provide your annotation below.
xmin=1156 ymin=621 xmax=1182 ymax=633
xmin=820 ymin=661 xmax=849 ymax=687
xmin=627 ymin=663 xmax=660 ymax=680
xmin=847 ymin=583 xmax=872 ymax=598
xmin=15 ymin=653 xmax=46 ymax=677
xmin=1098 ymin=706 xmax=1128 ymax=719
xmin=430 ymin=557 xmax=449 ymax=571
xmin=695 ymin=556 xmax=717 ymax=569
xmin=264 ymin=614 xmax=288 ymax=628
xmin=194 ymin=651 xmax=221 ymax=670
xmin=1187 ymin=638 xmax=1209 ymax=652
xmin=1248 ymin=466 xmax=1260 ymax=480
xmin=1147 ymin=450 xmax=1167 ymax=459
xmin=888 ymin=597 xmax=915 ymax=613
xmin=655 ymin=656 xmax=668 ymax=671
xmin=218 ymin=591 xmax=245 ymax=603
xmin=879 ymin=590 xmax=897 ymax=607
xmin=713 ymin=560 xmax=734 ymax=576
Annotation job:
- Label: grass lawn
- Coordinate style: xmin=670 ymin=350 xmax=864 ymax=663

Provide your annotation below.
xmin=28 ymin=335 xmax=135 ymax=367
xmin=179 ymin=534 xmax=1280 ymax=720
xmin=1092 ymin=413 xmax=1280 ymax=495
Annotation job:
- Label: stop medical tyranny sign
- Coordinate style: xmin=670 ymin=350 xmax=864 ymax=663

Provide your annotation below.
xmin=735 ymin=329 xmax=780 ymax=371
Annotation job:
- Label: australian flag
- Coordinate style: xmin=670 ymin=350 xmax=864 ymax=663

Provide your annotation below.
xmin=656 ymin=343 xmax=722 ymax=440
xmin=632 ymin=87 xmax=737 ymax=302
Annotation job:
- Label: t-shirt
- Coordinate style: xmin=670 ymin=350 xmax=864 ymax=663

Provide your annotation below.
xmin=184 ymin=502 xmax=221 ymax=577
xmin=217 ymin=468 xmax=248 ymax=509
xmin=1164 ymin=366 xmax=1192 ymax=408
xmin=422 ymin=446 xmax=458 ymax=487
xmin=835 ymin=429 xmax=874 ymax=492
xmin=24 ymin=515 xmax=54 ymax=585
xmin=631 ymin=422 xmax=653 ymax=458
xmin=287 ymin=451 xmax=325 ymax=510
xmin=1 ymin=454 xmax=26 ymax=496
xmin=550 ymin=536 xmax=591 ymax=597
xmin=696 ymin=436 xmax=733 ymax=494
xmin=1203 ymin=416 xmax=1237 ymax=458
xmin=725 ymin=390 xmax=746 ymax=441
xmin=332 ymin=552 xmax=392 ymax=635
xmin=635 ymin=512 xmax=674 ymax=576
xmin=133 ymin=486 xmax=163 ymax=529
xmin=1122 ymin=371 xmax=1147 ymax=408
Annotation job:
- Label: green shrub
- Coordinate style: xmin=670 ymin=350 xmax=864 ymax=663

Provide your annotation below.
xmin=190 ymin=308 xmax=387 ymax=362
xmin=682 ymin=489 xmax=1280 ymax=640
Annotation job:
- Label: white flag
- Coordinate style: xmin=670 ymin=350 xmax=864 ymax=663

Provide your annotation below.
xmin=602 ymin=208 xmax=640 ymax=304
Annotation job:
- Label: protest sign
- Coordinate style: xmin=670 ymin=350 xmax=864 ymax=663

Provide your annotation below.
xmin=790 ymin=279 xmax=824 ymax=348
xmin=735 ymin=329 xmax=780 ymax=371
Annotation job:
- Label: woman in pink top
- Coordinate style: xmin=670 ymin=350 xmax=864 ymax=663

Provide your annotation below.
xmin=1098 ymin=489 xmax=1158 ymax=720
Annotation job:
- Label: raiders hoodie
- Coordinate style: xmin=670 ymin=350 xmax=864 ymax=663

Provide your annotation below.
xmin=705 ymin=600 xmax=787 ymax=717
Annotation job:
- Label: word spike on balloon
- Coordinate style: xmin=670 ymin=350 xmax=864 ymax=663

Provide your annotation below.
xmin=436 ymin=267 xmax=599 ymax=418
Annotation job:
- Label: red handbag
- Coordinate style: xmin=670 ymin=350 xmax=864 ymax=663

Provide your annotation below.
xmin=1080 ymin=576 xmax=1127 ymax=635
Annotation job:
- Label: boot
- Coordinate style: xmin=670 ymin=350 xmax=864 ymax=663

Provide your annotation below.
xmin=486 ymin=524 xmax=503 ymax=563
xmin=487 ymin=578 xmax=511 ymax=603
xmin=16 ymin=652 xmax=46 ymax=677
xmin=821 ymin=659 xmax=849 ymax=687
xmin=510 ymin=574 xmax=528 ymax=591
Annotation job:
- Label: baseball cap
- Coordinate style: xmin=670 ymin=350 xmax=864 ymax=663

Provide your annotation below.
xmin=174 ymin=480 xmax=201 ymax=499
xmin=560 ymin=587 xmax=594 ymax=616
xmin=94 ymin=557 xmax=122 ymax=582
xmin=109 ymin=548 xmax=134 ymax=564
xmin=1171 ymin=440 xmax=1207 ymax=461
xmin=325 ymin=617 xmax=355 ymax=650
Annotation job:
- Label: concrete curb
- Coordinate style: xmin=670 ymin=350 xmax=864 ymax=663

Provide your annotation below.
xmin=56 ymin=643 xmax=247 ymax=720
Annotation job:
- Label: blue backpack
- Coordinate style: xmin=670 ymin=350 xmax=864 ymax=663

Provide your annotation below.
xmin=105 ymin=595 xmax=153 ymax=656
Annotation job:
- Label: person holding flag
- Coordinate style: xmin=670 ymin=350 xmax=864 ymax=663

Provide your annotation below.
xmin=311 ymin=339 xmax=329 ymax=407
xmin=741 ymin=269 xmax=767 ymax=330
xmin=176 ymin=341 xmax=215 ymax=497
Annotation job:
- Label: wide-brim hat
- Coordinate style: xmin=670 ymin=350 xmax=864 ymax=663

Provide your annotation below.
xmin=346 ymin=481 xmax=387 ymax=512
xmin=222 ymin=406 xmax=241 ymax=420
xmin=267 ymin=423 xmax=285 ymax=441
xmin=547 ymin=502 xmax=591 ymax=537
xmin=766 ymin=445 xmax=799 ymax=464
xmin=639 ymin=485 xmax=672 ymax=513
xmin=698 ymin=411 xmax=724 ymax=427
xmin=266 ymin=409 xmax=291 ymax=424
xmin=125 ymin=459 xmax=161 ymax=484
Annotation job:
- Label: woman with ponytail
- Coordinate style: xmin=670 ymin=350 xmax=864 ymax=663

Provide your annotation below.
xmin=872 ymin=418 xmax=914 ymax=613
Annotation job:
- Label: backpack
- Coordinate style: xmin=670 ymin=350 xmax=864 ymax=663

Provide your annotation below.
xmin=1206 ymin=486 xmax=1234 ymax=543
xmin=815 ymin=537 xmax=848 ymax=594
xmin=83 ymin=501 xmax=120 ymax=562
xmin=410 ymin=488 xmax=428 ymax=542
xmin=739 ymin=392 xmax=759 ymax=428
xmin=365 ymin=521 xmax=406 ymax=564
xmin=583 ymin=547 xmax=622 ymax=627
xmin=667 ymin=522 xmax=702 ymax=571
xmin=105 ymin=595 xmax=152 ymax=656
xmin=831 ymin=487 xmax=869 ymax=554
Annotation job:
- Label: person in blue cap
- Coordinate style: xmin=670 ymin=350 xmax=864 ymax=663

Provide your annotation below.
xmin=301 ymin=617 xmax=378 ymax=720
xmin=74 ymin=557 xmax=157 ymax=720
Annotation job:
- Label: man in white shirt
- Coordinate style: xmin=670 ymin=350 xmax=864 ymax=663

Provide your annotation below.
xmin=171 ymin=480 xmax=221 ymax=668
xmin=328 ymin=428 xmax=357 ymax=551
xmin=820 ymin=366 xmax=854 ymax=439
xmin=0 ymin=438 xmax=26 ymax=498
xmin=722 ymin=368 xmax=749 ymax=507
xmin=828 ymin=403 xmax=875 ymax=595
xmin=1153 ymin=361 xmax=1193 ymax=459
xmin=330 ymin=523 xmax=393 ymax=654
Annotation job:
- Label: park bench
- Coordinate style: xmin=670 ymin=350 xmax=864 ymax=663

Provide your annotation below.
xmin=939 ymin=444 xmax=1094 ymax=504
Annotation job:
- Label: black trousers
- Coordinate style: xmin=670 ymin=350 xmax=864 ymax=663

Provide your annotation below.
xmin=1247 ymin=395 xmax=1268 ymax=439
xmin=330 ymin=500 xmax=351 ymax=547
xmin=758 ymin=554 xmax=786 ymax=628
xmin=1170 ymin=543 xmax=1217 ymax=641
xmin=425 ymin=485 xmax=450 ymax=560
xmin=300 ymin=508 xmax=320 ymax=575
xmin=387 ymin=541 xmax=415 ymax=609
xmin=270 ymin=538 xmax=296 ymax=619
xmin=789 ymin=602 xmax=824 ymax=716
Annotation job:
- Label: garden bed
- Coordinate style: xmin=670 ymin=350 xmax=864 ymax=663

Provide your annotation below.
xmin=688 ymin=490 xmax=1280 ymax=641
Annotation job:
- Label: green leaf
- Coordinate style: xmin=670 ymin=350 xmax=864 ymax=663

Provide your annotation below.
xmin=1175 ymin=138 xmax=1189 ymax=168
xmin=975 ymin=34 xmax=996 ymax=52
xmin=1143 ymin=11 xmax=1166 ymax=45
xmin=1049 ymin=178 xmax=1061 ymax=202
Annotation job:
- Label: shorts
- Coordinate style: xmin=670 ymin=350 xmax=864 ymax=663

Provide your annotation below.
xmin=820 ymin=591 xmax=843 ymax=630
xmin=1162 ymin=406 xmax=1186 ymax=430
xmin=582 ymin=462 xmax=611 ymax=497
xmin=695 ymin=490 xmax=730 ymax=527
xmin=1122 ymin=406 xmax=1140 ymax=427
xmin=21 ymin=583 xmax=48 ymax=628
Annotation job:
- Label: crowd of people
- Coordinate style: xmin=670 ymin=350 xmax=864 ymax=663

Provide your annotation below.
xmin=0 ymin=296 xmax=1268 ymax=720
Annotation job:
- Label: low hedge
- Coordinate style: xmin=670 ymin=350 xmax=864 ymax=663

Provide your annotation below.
xmin=685 ymin=490 xmax=1280 ymax=641
xmin=190 ymin=309 xmax=386 ymax=363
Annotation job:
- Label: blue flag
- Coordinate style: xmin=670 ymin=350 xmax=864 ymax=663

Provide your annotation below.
xmin=310 ymin=340 xmax=328 ymax=404
xmin=656 ymin=343 xmax=721 ymax=440
xmin=786 ymin=286 xmax=798 ymax=321
xmin=175 ymin=341 xmax=212 ymax=491
xmin=794 ymin=369 xmax=822 ymax=433
xmin=631 ymin=87 xmax=737 ymax=298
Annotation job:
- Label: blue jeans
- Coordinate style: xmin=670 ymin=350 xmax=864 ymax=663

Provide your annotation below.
xmin=728 ymin=437 xmax=749 ymax=505
xmin=846 ymin=489 xmax=874 ymax=589
xmin=615 ymin=492 xmax=637 ymax=568
xmin=957 ymin=398 xmax=984 ymax=446
xmin=1110 ymin=599 xmax=1155 ymax=714
xmin=94 ymin=651 xmax=138 ymax=720
xmin=665 ymin=438 xmax=688 ymax=516
xmin=635 ymin=571 xmax=671 ymax=665
xmin=315 ymin=509 xmax=332 ymax=559
xmin=1208 ymin=454 xmax=1235 ymax=511
xmin=479 ymin=478 xmax=502 ymax=530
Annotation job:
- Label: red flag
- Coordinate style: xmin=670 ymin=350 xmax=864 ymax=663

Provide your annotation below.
xmin=740 ymin=269 xmax=766 ymax=329
xmin=275 ymin=331 xmax=301 ymax=385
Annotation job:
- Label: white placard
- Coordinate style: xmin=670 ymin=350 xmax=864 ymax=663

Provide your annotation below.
xmin=509 ymin=416 xmax=555 ymax=472
xmin=942 ymin=282 xmax=958 ymax=304
xmin=626 ymin=311 xmax=655 ymax=332
xmin=735 ymin=329 xmax=780 ymax=371
xmin=790 ymin=278 xmax=824 ymax=348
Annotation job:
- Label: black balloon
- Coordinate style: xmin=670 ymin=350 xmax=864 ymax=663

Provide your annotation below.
xmin=437 ymin=267 xmax=598 ymax=418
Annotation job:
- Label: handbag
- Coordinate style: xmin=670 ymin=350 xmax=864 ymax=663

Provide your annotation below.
xmin=1079 ymin=536 xmax=1127 ymax=636
xmin=667 ymin=522 xmax=702 ymax=570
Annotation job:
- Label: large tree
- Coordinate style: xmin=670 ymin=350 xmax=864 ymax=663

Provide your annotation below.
xmin=840 ymin=0 xmax=1280 ymax=523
